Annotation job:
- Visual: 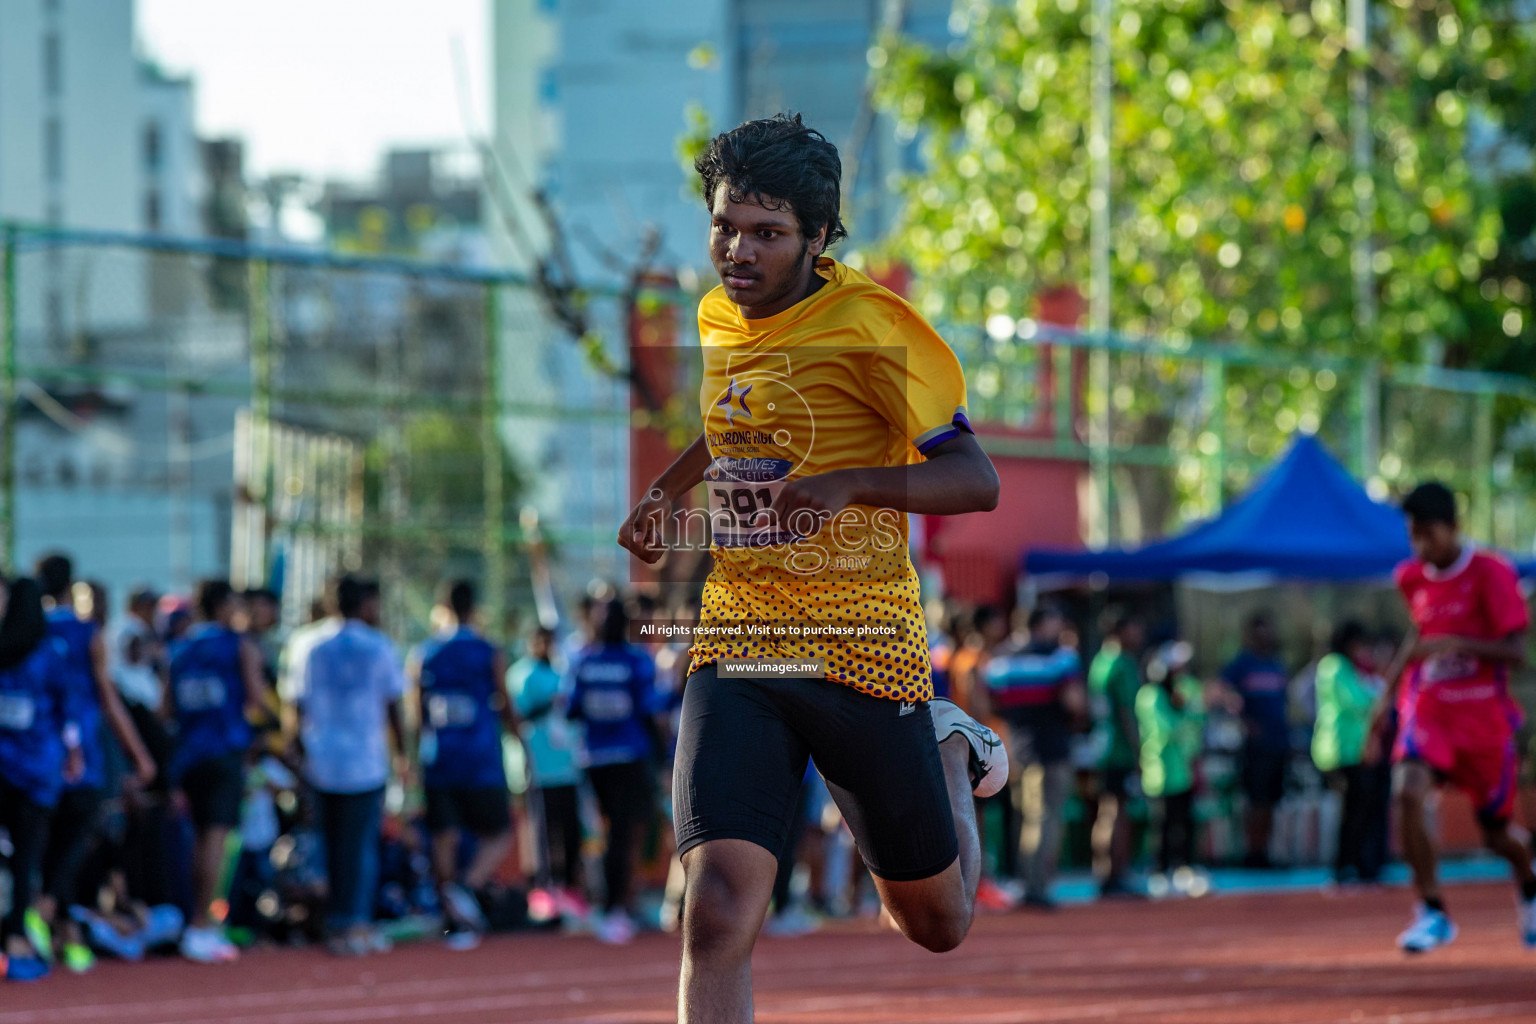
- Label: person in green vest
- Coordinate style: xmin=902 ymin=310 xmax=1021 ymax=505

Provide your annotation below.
xmin=1136 ymin=641 xmax=1205 ymax=888
xmin=1311 ymin=619 xmax=1387 ymax=885
xmin=1087 ymin=612 xmax=1146 ymax=898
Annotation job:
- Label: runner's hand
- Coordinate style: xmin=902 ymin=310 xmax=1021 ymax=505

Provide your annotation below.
xmin=769 ymin=470 xmax=857 ymax=535
xmin=619 ymin=487 xmax=672 ymax=564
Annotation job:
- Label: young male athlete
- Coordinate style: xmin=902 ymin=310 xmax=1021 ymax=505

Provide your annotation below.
xmin=1375 ymin=482 xmax=1536 ymax=953
xmin=619 ymin=113 xmax=1007 ymax=1023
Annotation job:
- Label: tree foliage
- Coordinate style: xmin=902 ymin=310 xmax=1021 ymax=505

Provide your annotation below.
xmin=874 ymin=0 xmax=1536 ymax=532
xmin=876 ymin=0 xmax=1534 ymax=362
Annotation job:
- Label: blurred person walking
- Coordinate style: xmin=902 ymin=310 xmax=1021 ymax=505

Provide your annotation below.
xmin=508 ymin=625 xmax=588 ymax=918
xmin=0 ymin=576 xmax=80 ymax=982
xmin=167 ymin=579 xmax=270 ymax=963
xmin=1088 ymin=612 xmax=1146 ymax=898
xmin=1221 ymin=612 xmax=1290 ymax=869
xmin=31 ymin=554 xmax=155 ymax=973
xmin=1137 ymin=642 xmax=1205 ymax=892
xmin=567 ymin=598 xmax=665 ymax=944
xmin=410 ymin=580 xmax=519 ymax=949
xmin=981 ymin=607 xmax=1085 ymax=910
xmin=286 ymin=576 xmax=407 ymax=957
xmin=1312 ymin=620 xmax=1387 ymax=886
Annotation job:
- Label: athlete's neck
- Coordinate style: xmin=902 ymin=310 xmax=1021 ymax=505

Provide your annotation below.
xmin=1429 ymin=541 xmax=1465 ymax=572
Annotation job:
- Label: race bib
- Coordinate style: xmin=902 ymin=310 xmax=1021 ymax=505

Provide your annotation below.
xmin=0 ymin=693 xmax=36 ymax=731
xmin=581 ymin=688 xmax=635 ymax=723
xmin=706 ymin=457 xmax=797 ymax=548
xmin=426 ymin=693 xmax=479 ymax=729
xmin=176 ymin=674 xmax=227 ymax=712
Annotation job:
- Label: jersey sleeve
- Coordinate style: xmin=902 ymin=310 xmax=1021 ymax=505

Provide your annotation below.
xmin=1482 ymin=558 xmax=1530 ymax=637
xmin=867 ymin=310 xmax=973 ymax=455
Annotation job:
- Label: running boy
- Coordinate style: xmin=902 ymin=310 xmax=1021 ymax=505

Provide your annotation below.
xmin=1377 ymin=482 xmax=1536 ymax=953
xmin=619 ymin=113 xmax=1006 ymax=1023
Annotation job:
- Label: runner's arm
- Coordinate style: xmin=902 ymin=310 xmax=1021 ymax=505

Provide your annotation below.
xmin=492 ymin=649 xmax=522 ymax=735
xmin=772 ymin=431 xmax=999 ymax=519
xmin=619 ymin=432 xmax=714 ymax=563
xmin=1415 ymin=630 xmax=1527 ymax=666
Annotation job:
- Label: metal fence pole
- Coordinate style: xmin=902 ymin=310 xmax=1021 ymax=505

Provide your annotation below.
xmin=0 ymin=227 xmax=16 ymax=573
xmin=482 ymin=283 xmax=507 ymax=642
xmin=248 ymin=258 xmax=274 ymax=587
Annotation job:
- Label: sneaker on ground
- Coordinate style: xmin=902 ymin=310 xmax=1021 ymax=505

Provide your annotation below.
xmin=594 ymin=910 xmax=637 ymax=945
xmin=61 ymin=942 xmax=95 ymax=973
xmin=762 ymin=906 xmax=821 ymax=938
xmin=1398 ymin=903 xmax=1458 ymax=954
xmin=442 ymin=882 xmax=489 ymax=933
xmin=365 ymin=927 xmax=393 ymax=954
xmin=928 ymin=698 xmax=1008 ymax=798
xmin=2 ymin=953 xmax=49 ymax=983
xmin=444 ymin=925 xmax=483 ymax=952
xmin=974 ymin=878 xmax=1019 ymax=912
xmin=1518 ymin=892 xmax=1536 ymax=950
xmin=180 ymin=926 xmax=238 ymax=964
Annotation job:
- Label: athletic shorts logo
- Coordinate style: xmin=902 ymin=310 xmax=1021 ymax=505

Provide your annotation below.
xmin=899 ymin=700 xmax=917 ymax=717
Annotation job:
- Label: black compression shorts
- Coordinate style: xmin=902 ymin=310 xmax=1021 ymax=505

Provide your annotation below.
xmin=673 ymin=663 xmax=958 ymax=882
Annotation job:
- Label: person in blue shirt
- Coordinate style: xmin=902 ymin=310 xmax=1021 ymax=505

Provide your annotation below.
xmin=0 ymin=576 xmax=82 ymax=982
xmin=30 ymin=554 xmax=154 ymax=975
xmin=1220 ymin=611 xmax=1291 ymax=869
xmin=567 ymin=598 xmax=665 ymax=944
xmin=168 ymin=579 xmax=270 ymax=964
xmin=409 ymin=580 xmax=519 ymax=947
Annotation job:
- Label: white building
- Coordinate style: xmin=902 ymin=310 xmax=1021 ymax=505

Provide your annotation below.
xmin=0 ymin=0 xmax=226 ymax=597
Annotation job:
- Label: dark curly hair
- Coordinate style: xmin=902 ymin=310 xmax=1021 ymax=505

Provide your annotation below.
xmin=694 ymin=112 xmax=848 ymax=251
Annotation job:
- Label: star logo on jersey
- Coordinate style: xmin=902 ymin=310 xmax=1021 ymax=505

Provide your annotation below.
xmin=716 ymin=378 xmax=753 ymax=426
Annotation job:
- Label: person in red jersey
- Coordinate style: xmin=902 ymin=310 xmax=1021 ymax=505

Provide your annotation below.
xmin=1374 ymin=482 xmax=1536 ymax=953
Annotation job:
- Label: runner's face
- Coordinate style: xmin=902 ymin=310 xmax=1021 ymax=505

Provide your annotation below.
xmin=708 ymin=185 xmax=826 ymax=318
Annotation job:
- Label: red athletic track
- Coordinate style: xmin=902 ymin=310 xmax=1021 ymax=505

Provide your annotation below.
xmin=5 ymin=883 xmax=1535 ymax=1024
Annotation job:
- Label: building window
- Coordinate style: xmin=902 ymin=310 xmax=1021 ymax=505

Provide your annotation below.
xmin=43 ymin=33 xmax=61 ymax=96
xmin=44 ymin=117 xmax=62 ymax=182
xmin=145 ymin=189 xmax=162 ymax=231
xmin=143 ymin=122 xmax=162 ymax=172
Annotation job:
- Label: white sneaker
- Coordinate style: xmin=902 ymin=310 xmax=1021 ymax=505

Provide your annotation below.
xmin=1397 ymin=903 xmax=1458 ymax=954
xmin=1518 ymin=892 xmax=1536 ymax=950
xmin=929 ymin=698 xmax=1008 ymax=797
xmin=594 ymin=910 xmax=637 ymax=945
xmin=179 ymin=926 xmax=238 ymax=964
xmin=442 ymin=882 xmax=489 ymax=933
xmin=762 ymin=906 xmax=821 ymax=938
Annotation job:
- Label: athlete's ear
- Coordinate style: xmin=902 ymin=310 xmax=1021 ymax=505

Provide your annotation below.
xmin=808 ymin=223 xmax=828 ymax=257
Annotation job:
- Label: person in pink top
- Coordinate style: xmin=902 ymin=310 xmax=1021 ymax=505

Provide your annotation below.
xmin=1375 ymin=482 xmax=1536 ymax=953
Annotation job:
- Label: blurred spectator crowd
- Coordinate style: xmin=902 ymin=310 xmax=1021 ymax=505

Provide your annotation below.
xmin=0 ymin=552 xmax=1432 ymax=982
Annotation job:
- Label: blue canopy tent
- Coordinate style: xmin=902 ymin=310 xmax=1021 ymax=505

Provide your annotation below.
xmin=1024 ymin=435 xmax=1412 ymax=583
